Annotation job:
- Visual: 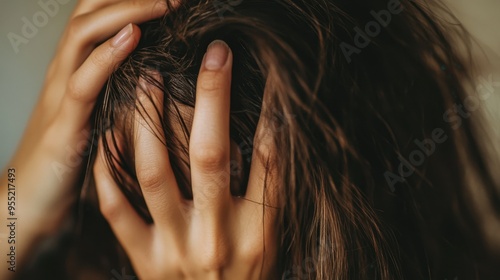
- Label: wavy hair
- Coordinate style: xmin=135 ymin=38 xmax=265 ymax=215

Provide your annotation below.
xmin=20 ymin=0 xmax=500 ymax=279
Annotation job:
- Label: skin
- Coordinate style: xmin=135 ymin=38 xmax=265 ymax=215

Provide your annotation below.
xmin=0 ymin=0 xmax=278 ymax=279
xmin=95 ymin=41 xmax=280 ymax=279
xmin=0 ymin=1 xmax=167 ymax=277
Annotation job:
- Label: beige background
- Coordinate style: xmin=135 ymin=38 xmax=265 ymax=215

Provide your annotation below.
xmin=0 ymin=0 xmax=499 ymax=169
xmin=0 ymin=0 xmax=77 ymax=168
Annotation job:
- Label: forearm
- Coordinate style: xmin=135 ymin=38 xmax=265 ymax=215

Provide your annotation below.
xmin=0 ymin=163 xmax=74 ymax=279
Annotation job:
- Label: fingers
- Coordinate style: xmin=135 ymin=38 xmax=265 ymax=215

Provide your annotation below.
xmin=242 ymin=104 xmax=281 ymax=209
xmin=45 ymin=0 xmax=173 ymax=119
xmin=67 ymin=0 xmax=167 ymax=47
xmin=93 ymin=39 xmax=279 ymax=279
xmin=94 ymin=136 xmax=151 ymax=260
xmin=71 ymin=0 xmax=123 ymax=18
xmin=133 ymin=75 xmax=183 ymax=228
xmin=190 ymin=40 xmax=233 ymax=217
xmin=58 ymin=0 xmax=170 ymax=76
xmin=230 ymin=114 xmax=281 ymax=275
xmin=73 ymin=0 xmax=178 ymax=19
xmin=59 ymin=23 xmax=140 ymax=130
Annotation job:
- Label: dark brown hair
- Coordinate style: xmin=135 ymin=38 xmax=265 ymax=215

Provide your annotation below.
xmin=19 ymin=0 xmax=500 ymax=279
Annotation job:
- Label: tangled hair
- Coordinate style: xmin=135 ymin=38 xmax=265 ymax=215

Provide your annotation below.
xmin=20 ymin=0 xmax=500 ymax=279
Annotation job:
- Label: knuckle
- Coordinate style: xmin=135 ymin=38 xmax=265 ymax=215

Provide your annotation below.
xmin=66 ymin=76 xmax=88 ymax=103
xmin=239 ymin=242 xmax=264 ymax=264
xmin=99 ymin=198 xmax=122 ymax=223
xmin=89 ymin=48 xmax=112 ymax=71
xmin=136 ymin=165 xmax=165 ymax=193
xmin=197 ymin=71 xmax=227 ymax=95
xmin=191 ymin=145 xmax=228 ymax=171
xmin=66 ymin=15 xmax=87 ymax=43
xmin=255 ymin=140 xmax=272 ymax=159
xmin=253 ymin=134 xmax=277 ymax=165
xmin=128 ymin=0 xmax=145 ymax=10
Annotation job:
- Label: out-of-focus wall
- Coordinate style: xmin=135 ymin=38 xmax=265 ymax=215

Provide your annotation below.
xmin=0 ymin=0 xmax=76 ymax=169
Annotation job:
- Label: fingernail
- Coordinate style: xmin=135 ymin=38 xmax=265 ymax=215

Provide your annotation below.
xmin=112 ymin=23 xmax=133 ymax=47
xmin=204 ymin=40 xmax=230 ymax=70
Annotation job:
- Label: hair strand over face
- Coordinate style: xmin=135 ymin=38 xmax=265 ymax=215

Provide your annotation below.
xmin=35 ymin=0 xmax=499 ymax=279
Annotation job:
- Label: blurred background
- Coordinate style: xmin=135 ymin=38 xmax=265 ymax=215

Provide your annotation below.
xmin=0 ymin=0 xmax=499 ymax=169
xmin=0 ymin=0 xmax=76 ymax=168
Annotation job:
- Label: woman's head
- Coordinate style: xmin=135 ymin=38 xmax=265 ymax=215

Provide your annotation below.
xmin=68 ymin=0 xmax=500 ymax=278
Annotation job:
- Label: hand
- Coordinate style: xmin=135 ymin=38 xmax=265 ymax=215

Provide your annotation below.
xmin=0 ymin=0 xmax=170 ymax=276
xmin=94 ymin=41 xmax=280 ymax=279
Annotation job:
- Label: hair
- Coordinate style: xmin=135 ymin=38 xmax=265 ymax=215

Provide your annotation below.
xmin=18 ymin=0 xmax=500 ymax=279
